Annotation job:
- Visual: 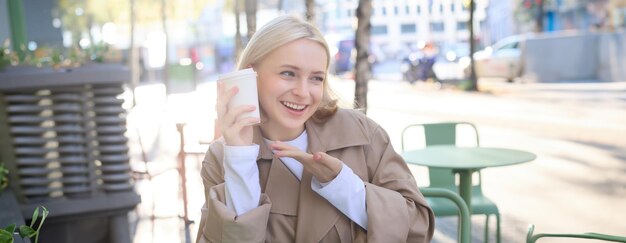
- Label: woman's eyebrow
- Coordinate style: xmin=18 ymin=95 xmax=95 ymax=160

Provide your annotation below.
xmin=280 ymin=64 xmax=300 ymax=70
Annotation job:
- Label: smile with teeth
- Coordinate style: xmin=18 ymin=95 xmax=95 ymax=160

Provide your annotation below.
xmin=281 ymin=101 xmax=307 ymax=111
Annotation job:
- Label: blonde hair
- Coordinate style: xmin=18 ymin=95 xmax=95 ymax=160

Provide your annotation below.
xmin=236 ymin=15 xmax=338 ymax=121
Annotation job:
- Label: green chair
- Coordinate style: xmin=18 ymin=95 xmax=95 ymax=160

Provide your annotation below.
xmin=402 ymin=122 xmax=501 ymax=243
xmin=421 ymin=188 xmax=471 ymax=243
xmin=526 ymin=224 xmax=626 ymax=242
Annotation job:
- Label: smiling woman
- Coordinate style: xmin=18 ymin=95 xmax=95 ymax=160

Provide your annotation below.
xmin=196 ymin=15 xmax=435 ymax=243
xmin=254 ymin=39 xmax=327 ymax=141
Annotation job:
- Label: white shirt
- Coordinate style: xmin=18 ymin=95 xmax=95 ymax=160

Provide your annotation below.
xmin=223 ymin=130 xmax=368 ymax=229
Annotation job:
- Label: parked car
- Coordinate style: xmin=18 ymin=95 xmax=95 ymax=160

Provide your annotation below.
xmin=432 ymin=43 xmax=470 ymax=81
xmin=461 ymin=35 xmax=525 ymax=82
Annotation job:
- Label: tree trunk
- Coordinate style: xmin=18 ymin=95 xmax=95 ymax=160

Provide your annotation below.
xmin=305 ymin=0 xmax=315 ymax=23
xmin=245 ymin=0 xmax=257 ymax=41
xmin=354 ymin=0 xmax=372 ymax=114
xmin=160 ymin=0 xmax=170 ymax=94
xmin=535 ymin=0 xmax=545 ymax=32
xmin=468 ymin=0 xmax=478 ymax=91
xmin=234 ymin=0 xmax=243 ymax=61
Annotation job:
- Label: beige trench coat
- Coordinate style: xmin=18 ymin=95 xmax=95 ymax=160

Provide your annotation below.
xmin=196 ymin=109 xmax=434 ymax=243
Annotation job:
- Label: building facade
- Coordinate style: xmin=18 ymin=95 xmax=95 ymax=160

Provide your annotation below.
xmin=319 ymin=0 xmax=489 ymax=59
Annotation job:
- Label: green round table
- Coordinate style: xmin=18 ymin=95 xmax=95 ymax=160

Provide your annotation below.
xmin=402 ymin=145 xmax=536 ymax=242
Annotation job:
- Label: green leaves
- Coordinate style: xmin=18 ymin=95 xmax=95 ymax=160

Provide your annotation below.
xmin=0 ymin=206 xmax=48 ymax=243
xmin=0 ymin=163 xmax=9 ymax=191
xmin=0 ymin=224 xmax=16 ymax=243
xmin=17 ymin=226 xmax=35 ymax=239
xmin=29 ymin=206 xmax=48 ymax=243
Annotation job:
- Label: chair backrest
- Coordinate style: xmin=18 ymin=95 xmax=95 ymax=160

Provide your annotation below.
xmin=401 ymin=122 xmax=479 ymax=188
xmin=527 ymin=224 xmax=626 ymax=243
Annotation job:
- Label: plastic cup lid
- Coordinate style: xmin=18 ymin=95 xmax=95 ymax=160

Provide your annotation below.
xmin=218 ymin=68 xmax=257 ymax=80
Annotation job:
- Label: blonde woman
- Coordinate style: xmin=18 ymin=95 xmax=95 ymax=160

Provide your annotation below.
xmin=196 ymin=15 xmax=434 ymax=243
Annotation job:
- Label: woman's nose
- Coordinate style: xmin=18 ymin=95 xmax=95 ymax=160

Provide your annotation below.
xmin=291 ymin=79 xmax=309 ymax=97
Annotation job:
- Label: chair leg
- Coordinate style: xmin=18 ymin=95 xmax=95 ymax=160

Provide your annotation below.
xmin=485 ymin=215 xmax=490 ymax=243
xmin=496 ymin=213 xmax=501 ymax=243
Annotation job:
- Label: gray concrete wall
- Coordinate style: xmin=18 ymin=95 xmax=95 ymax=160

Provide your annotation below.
xmin=597 ymin=32 xmax=626 ymax=82
xmin=523 ymin=32 xmax=598 ymax=82
xmin=523 ymin=31 xmax=626 ymax=82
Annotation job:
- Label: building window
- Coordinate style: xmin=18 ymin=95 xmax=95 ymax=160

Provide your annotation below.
xmin=417 ymin=5 xmax=421 ymax=14
xmin=372 ymin=25 xmax=388 ymax=35
xmin=382 ymin=7 xmax=387 ymax=16
xmin=430 ymin=22 xmax=444 ymax=32
xmin=451 ymin=3 xmax=456 ymax=12
xmin=405 ymin=5 xmax=410 ymax=15
xmin=439 ymin=4 xmax=444 ymax=13
xmin=429 ymin=1 xmax=434 ymax=13
xmin=457 ymin=21 xmax=468 ymax=30
xmin=394 ymin=6 xmax=399 ymax=15
xmin=401 ymin=24 xmax=417 ymax=33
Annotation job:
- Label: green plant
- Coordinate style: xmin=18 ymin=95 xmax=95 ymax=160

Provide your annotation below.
xmin=0 ymin=163 xmax=8 ymax=192
xmin=457 ymin=79 xmax=474 ymax=91
xmin=0 ymin=38 xmax=114 ymax=71
xmin=0 ymin=46 xmax=11 ymax=71
xmin=0 ymin=206 xmax=49 ymax=243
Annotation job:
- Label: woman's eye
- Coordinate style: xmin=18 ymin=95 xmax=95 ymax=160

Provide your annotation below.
xmin=312 ymin=76 xmax=325 ymax=82
xmin=280 ymin=71 xmax=295 ymax=77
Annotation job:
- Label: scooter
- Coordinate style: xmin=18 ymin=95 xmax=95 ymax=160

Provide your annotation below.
xmin=401 ymin=52 xmax=439 ymax=84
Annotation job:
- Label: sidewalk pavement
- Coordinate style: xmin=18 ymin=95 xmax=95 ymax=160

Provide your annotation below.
xmin=125 ymin=78 xmax=626 ymax=243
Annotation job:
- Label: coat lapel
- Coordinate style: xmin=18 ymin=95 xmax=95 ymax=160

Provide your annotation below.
xmin=295 ymin=170 xmax=341 ymax=242
xmin=294 ymin=123 xmax=341 ymax=242
xmin=264 ymin=156 xmax=300 ymax=215
xmin=253 ymin=126 xmax=299 ymax=216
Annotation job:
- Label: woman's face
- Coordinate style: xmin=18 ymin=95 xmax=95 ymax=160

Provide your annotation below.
xmin=254 ymin=38 xmax=327 ymax=140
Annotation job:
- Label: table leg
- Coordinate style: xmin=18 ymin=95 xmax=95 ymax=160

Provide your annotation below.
xmin=457 ymin=169 xmax=474 ymax=242
xmin=457 ymin=169 xmax=474 ymax=215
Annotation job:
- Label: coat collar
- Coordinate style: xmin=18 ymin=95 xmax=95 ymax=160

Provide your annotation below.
xmin=252 ymin=109 xmax=371 ymax=242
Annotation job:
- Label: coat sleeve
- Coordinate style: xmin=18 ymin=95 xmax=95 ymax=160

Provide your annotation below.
xmin=364 ymin=125 xmax=435 ymax=243
xmin=195 ymin=141 xmax=272 ymax=243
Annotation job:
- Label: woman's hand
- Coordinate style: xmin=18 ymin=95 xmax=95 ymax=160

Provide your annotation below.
xmin=270 ymin=142 xmax=342 ymax=183
xmin=216 ymin=81 xmax=259 ymax=146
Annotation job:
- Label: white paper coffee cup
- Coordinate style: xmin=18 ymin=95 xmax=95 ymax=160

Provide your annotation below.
xmin=219 ymin=68 xmax=260 ymax=123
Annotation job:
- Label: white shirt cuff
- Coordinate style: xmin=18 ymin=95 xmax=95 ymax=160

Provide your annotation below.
xmin=311 ymin=163 xmax=368 ymax=229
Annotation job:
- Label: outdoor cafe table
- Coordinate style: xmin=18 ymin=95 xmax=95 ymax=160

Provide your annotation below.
xmin=401 ymin=145 xmax=536 ymax=235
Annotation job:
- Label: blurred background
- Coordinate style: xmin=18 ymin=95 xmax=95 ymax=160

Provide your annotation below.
xmin=2 ymin=0 xmax=625 ymax=87
xmin=0 ymin=0 xmax=625 ymax=243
